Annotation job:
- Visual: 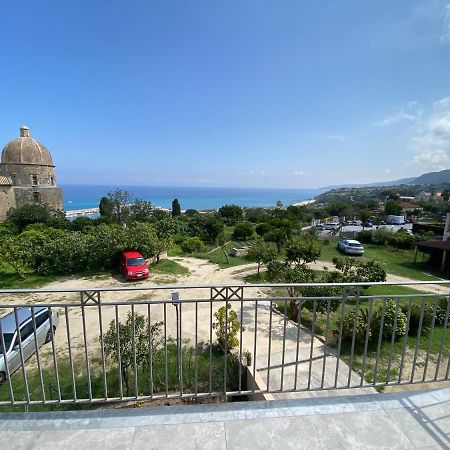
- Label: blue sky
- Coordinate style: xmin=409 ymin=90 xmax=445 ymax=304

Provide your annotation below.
xmin=1 ymin=1 xmax=450 ymax=188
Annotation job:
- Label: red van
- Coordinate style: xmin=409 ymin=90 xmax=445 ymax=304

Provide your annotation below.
xmin=120 ymin=251 xmax=149 ymax=281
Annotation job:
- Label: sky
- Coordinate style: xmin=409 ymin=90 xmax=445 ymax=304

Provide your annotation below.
xmin=1 ymin=0 xmax=450 ymax=189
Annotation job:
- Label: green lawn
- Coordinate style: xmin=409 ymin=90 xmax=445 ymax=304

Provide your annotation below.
xmin=320 ymin=240 xmax=443 ymax=281
xmin=0 ymin=342 xmax=239 ymax=412
xmin=0 ymin=262 xmax=61 ymax=290
xmin=149 ymin=259 xmax=190 ymax=276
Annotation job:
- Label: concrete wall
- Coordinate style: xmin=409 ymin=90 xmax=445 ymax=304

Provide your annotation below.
xmin=246 ymin=366 xmax=274 ymax=401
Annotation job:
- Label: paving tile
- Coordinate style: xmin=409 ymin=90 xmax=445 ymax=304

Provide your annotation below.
xmin=308 ymin=409 xmax=415 ymax=449
xmin=1 ymin=431 xmax=39 ymax=450
xmin=130 ymin=421 xmax=226 ymax=450
xmin=224 ymin=416 xmax=322 ymax=449
xmin=386 ymin=407 xmax=450 ymax=448
xmin=30 ymin=427 xmax=136 ymax=450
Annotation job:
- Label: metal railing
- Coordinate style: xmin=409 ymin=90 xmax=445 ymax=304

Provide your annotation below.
xmin=0 ymin=281 xmax=449 ymax=408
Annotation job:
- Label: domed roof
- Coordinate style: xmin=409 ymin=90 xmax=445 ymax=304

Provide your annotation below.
xmin=1 ymin=126 xmax=54 ymax=166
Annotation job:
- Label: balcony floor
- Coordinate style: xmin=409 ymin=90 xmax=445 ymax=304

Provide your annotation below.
xmin=1 ymin=387 xmax=449 ymax=449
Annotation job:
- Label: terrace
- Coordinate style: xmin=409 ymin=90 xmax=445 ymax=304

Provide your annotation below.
xmin=0 ymin=282 xmax=449 ymax=448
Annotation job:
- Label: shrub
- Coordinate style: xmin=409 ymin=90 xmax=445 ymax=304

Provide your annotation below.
xmin=435 ymin=298 xmax=449 ymax=327
xmin=212 ymin=304 xmax=242 ymax=353
xmin=181 ymin=236 xmax=204 ymax=253
xmin=342 ymin=307 xmax=371 ymax=342
xmin=356 ymin=230 xmax=373 ymax=244
xmin=401 ymin=303 xmax=434 ymax=336
xmin=255 ymin=223 xmax=272 ymax=236
xmin=233 ymin=222 xmax=254 ymax=240
xmin=372 ymin=300 xmax=407 ymax=341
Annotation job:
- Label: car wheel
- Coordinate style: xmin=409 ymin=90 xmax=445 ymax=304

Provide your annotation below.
xmin=0 ymin=372 xmax=6 ymax=386
xmin=45 ymin=326 xmax=56 ymax=344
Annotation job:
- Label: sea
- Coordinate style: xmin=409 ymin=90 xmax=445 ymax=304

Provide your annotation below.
xmin=62 ymin=185 xmax=324 ymax=212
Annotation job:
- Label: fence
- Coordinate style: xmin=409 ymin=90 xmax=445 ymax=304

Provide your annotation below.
xmin=0 ymin=282 xmax=449 ymax=408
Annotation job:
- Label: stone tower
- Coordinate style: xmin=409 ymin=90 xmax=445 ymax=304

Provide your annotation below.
xmin=0 ymin=126 xmax=64 ymax=221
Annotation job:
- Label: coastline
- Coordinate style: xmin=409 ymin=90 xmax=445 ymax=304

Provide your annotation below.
xmin=65 ymin=198 xmax=317 ymax=218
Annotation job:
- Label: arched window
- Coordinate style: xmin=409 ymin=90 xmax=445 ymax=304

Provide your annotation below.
xmin=33 ymin=192 xmax=41 ymax=203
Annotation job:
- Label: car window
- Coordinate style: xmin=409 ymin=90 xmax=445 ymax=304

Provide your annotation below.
xmin=35 ymin=311 xmax=49 ymax=329
xmin=127 ymin=257 xmax=146 ymax=266
xmin=20 ymin=321 xmax=34 ymax=341
xmin=0 ymin=333 xmax=14 ymax=354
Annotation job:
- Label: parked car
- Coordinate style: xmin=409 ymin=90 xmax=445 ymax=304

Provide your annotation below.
xmin=0 ymin=307 xmax=59 ymax=385
xmin=324 ymin=222 xmax=340 ymax=230
xmin=362 ymin=222 xmax=373 ymax=228
xmin=120 ymin=250 xmax=149 ymax=281
xmin=337 ymin=239 xmax=364 ymax=255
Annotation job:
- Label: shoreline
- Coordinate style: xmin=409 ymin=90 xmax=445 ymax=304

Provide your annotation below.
xmin=65 ymin=198 xmax=317 ymax=218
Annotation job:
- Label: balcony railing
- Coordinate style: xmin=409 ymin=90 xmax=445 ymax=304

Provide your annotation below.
xmin=0 ymin=281 xmax=449 ymax=408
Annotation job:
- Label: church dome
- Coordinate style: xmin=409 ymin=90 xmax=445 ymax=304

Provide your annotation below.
xmin=1 ymin=126 xmax=54 ymax=166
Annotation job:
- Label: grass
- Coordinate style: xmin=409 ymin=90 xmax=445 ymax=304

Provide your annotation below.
xmin=0 ymin=262 xmax=61 ymax=290
xmin=273 ymin=293 xmax=449 ymax=385
xmin=149 ymin=259 xmax=190 ymax=276
xmin=320 ymin=239 xmax=443 ymax=281
xmin=0 ymin=342 xmax=241 ymax=412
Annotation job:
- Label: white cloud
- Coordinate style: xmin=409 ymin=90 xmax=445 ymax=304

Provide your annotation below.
xmin=433 ymin=96 xmax=450 ymax=109
xmin=293 ymin=170 xmax=306 ymax=176
xmin=410 ymin=99 xmax=450 ymax=171
xmin=374 ymin=101 xmax=423 ymax=126
xmin=326 ymin=135 xmax=345 ymax=142
xmin=412 ymin=149 xmax=449 ymax=170
xmin=441 ymin=3 xmax=450 ymax=42
xmin=384 ymin=169 xmax=391 ymax=174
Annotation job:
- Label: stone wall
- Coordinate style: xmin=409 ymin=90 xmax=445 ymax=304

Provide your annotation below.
xmin=13 ymin=186 xmax=64 ymax=211
xmin=0 ymin=186 xmax=16 ymax=221
xmin=0 ymin=163 xmax=57 ymax=187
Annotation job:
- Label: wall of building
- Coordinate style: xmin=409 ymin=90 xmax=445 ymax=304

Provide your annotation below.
xmin=0 ymin=186 xmax=16 ymax=221
xmin=13 ymin=186 xmax=64 ymax=211
xmin=0 ymin=163 xmax=57 ymax=187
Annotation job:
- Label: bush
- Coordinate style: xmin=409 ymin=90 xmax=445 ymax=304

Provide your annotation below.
xmin=402 ymin=303 xmax=434 ymax=336
xmin=181 ymin=236 xmax=204 ymax=253
xmin=356 ymin=230 xmax=373 ymax=244
xmin=372 ymin=300 xmax=407 ymax=341
xmin=435 ymin=298 xmax=449 ymax=327
xmin=212 ymin=304 xmax=242 ymax=352
xmin=342 ymin=307 xmax=371 ymax=342
xmin=233 ymin=222 xmax=254 ymax=240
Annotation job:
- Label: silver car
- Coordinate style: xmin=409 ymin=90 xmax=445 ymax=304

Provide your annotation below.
xmin=338 ymin=239 xmax=364 ymax=255
xmin=0 ymin=307 xmax=59 ymax=385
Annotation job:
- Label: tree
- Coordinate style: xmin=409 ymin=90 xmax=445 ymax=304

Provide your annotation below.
xmin=107 ymin=189 xmax=134 ymax=225
xmin=442 ymin=189 xmax=450 ymax=201
xmin=385 ymin=199 xmax=402 ymax=216
xmin=216 ymin=232 xmax=230 ymax=264
xmin=171 ymin=198 xmax=181 ymax=217
xmin=331 ymin=257 xmax=386 ymax=282
xmin=130 ymin=200 xmax=154 ymax=222
xmin=276 ymin=200 xmax=283 ymax=208
xmin=103 ymin=312 xmax=163 ymax=396
xmin=7 ymin=204 xmax=51 ymax=231
xmin=0 ymin=235 xmax=28 ymax=279
xmin=99 ymin=196 xmax=114 ymax=219
xmin=285 ymin=235 xmax=321 ymax=267
xmin=247 ymin=238 xmax=278 ymax=275
xmin=266 ymin=261 xmax=315 ymax=321
xmin=233 ymin=222 xmax=254 ymax=240
xmin=218 ymin=204 xmax=243 ymax=225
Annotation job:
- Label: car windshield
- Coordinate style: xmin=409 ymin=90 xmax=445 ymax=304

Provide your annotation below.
xmin=127 ymin=257 xmax=146 ymax=266
xmin=0 ymin=333 xmax=14 ymax=354
xmin=348 ymin=243 xmax=362 ymax=247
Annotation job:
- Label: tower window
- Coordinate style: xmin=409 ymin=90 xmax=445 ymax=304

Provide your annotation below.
xmin=33 ymin=192 xmax=41 ymax=203
xmin=50 ymin=176 xmax=54 ymax=185
xmin=31 ymin=175 xmax=38 ymax=186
